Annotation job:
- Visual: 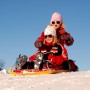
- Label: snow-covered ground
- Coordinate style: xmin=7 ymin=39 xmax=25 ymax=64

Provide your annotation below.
xmin=0 ymin=70 xmax=90 ymax=90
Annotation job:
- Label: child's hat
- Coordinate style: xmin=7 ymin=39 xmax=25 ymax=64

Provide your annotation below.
xmin=50 ymin=12 xmax=63 ymax=23
xmin=44 ymin=25 xmax=56 ymax=36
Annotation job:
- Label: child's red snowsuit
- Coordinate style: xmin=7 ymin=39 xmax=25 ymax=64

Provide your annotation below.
xmin=34 ymin=27 xmax=74 ymax=61
xmin=29 ymin=27 xmax=74 ymax=65
xmin=29 ymin=42 xmax=67 ymax=65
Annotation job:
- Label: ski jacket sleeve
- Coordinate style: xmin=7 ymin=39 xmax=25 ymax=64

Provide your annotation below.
xmin=37 ymin=32 xmax=44 ymax=41
xmin=34 ymin=32 xmax=44 ymax=48
xmin=50 ymin=44 xmax=62 ymax=56
xmin=48 ymin=44 xmax=64 ymax=65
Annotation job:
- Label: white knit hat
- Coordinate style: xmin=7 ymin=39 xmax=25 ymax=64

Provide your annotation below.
xmin=44 ymin=25 xmax=56 ymax=36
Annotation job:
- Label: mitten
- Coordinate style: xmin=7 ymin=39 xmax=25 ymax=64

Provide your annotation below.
xmin=65 ymin=37 xmax=74 ymax=46
xmin=59 ymin=33 xmax=74 ymax=46
xmin=34 ymin=40 xmax=43 ymax=48
xmin=59 ymin=33 xmax=70 ymax=41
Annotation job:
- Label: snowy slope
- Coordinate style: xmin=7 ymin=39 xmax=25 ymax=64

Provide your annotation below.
xmin=0 ymin=71 xmax=90 ymax=90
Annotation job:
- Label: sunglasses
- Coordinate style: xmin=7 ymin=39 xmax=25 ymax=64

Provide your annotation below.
xmin=52 ymin=21 xmax=60 ymax=24
xmin=44 ymin=35 xmax=53 ymax=38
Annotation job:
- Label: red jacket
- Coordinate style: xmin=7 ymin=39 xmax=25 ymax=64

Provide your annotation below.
xmin=37 ymin=27 xmax=74 ymax=46
xmin=29 ymin=42 xmax=67 ymax=65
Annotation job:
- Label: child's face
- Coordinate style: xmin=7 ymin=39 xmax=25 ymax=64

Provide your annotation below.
xmin=51 ymin=21 xmax=61 ymax=30
xmin=44 ymin=35 xmax=54 ymax=43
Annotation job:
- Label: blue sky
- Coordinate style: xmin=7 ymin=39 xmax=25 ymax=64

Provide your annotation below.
xmin=0 ymin=0 xmax=90 ymax=71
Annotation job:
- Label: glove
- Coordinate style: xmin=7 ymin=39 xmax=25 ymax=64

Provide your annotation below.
xmin=59 ymin=33 xmax=74 ymax=46
xmin=59 ymin=33 xmax=70 ymax=41
xmin=34 ymin=40 xmax=43 ymax=48
xmin=66 ymin=37 xmax=74 ymax=46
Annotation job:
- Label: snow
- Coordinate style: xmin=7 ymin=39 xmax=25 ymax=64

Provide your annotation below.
xmin=0 ymin=71 xmax=90 ymax=90
xmin=0 ymin=69 xmax=7 ymax=74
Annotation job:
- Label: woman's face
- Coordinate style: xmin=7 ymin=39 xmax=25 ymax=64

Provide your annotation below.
xmin=44 ymin=35 xmax=54 ymax=43
xmin=51 ymin=21 xmax=61 ymax=30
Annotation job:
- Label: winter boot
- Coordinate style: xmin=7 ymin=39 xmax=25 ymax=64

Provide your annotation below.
xmin=61 ymin=60 xmax=69 ymax=70
xmin=15 ymin=54 xmax=28 ymax=70
xmin=34 ymin=52 xmax=44 ymax=70
xmin=68 ymin=59 xmax=79 ymax=72
xmin=24 ymin=61 xmax=34 ymax=69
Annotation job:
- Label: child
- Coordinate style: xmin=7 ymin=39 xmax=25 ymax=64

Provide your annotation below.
xmin=29 ymin=25 xmax=69 ymax=70
xmin=50 ymin=12 xmax=74 ymax=46
xmin=34 ymin=12 xmax=74 ymax=61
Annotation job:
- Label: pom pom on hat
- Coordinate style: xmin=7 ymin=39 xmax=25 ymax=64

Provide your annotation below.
xmin=44 ymin=25 xmax=56 ymax=36
xmin=50 ymin=12 xmax=63 ymax=23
